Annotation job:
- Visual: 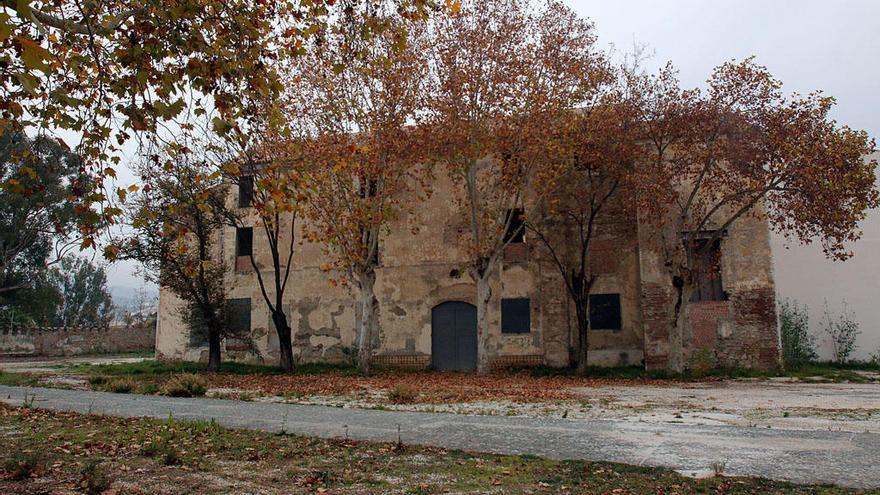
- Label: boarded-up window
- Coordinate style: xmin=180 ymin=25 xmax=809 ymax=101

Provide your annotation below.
xmin=691 ymin=238 xmax=725 ymax=302
xmin=239 ymin=176 xmax=254 ymax=207
xmin=503 ymin=208 xmax=525 ymax=244
xmin=501 ymin=298 xmax=530 ymax=334
xmin=236 ymin=227 xmax=253 ymax=257
xmin=226 ymin=298 xmax=252 ymax=335
xmin=589 ymin=294 xmax=621 ymax=330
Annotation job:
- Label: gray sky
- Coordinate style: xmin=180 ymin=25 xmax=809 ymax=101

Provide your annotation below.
xmin=109 ymin=1 xmax=880 ymax=356
xmin=567 ymin=0 xmax=880 ymax=358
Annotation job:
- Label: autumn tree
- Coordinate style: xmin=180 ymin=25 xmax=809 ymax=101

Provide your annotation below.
xmin=293 ymin=6 xmax=430 ymax=374
xmin=123 ymin=150 xmax=231 ymax=371
xmin=1 ymin=1 xmax=441 ymax=250
xmin=219 ymin=135 xmax=308 ymax=372
xmin=0 ymin=0 xmax=322 ymax=246
xmin=46 ymin=256 xmax=114 ymax=328
xmin=0 ymin=127 xmax=92 ymax=295
xmin=425 ymin=0 xmax=601 ymax=374
xmin=634 ymin=59 xmax=879 ymax=371
xmin=525 ymin=80 xmax=643 ymax=375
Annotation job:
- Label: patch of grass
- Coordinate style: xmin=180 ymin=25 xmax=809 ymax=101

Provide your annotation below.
xmin=0 ymin=371 xmax=41 ymax=387
xmin=136 ymin=382 xmax=160 ymax=395
xmin=79 ymin=458 xmax=111 ymax=495
xmin=0 ymin=404 xmax=866 ymax=495
xmin=143 ymin=442 xmax=182 ymax=466
xmin=102 ymin=377 xmax=138 ymax=394
xmin=67 ymin=359 xmax=357 ymax=378
xmin=161 ymin=373 xmax=207 ymax=397
xmin=785 ymin=362 xmax=879 ymax=382
xmin=87 ymin=375 xmax=109 ymax=386
xmin=2 ymin=452 xmax=44 ymax=480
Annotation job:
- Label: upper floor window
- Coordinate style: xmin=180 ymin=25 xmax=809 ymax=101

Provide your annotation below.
xmin=239 ymin=176 xmax=254 ymax=208
xmin=503 ymin=208 xmax=525 ymax=244
xmin=690 ymin=237 xmax=725 ymax=302
xmin=236 ymin=227 xmax=253 ymax=257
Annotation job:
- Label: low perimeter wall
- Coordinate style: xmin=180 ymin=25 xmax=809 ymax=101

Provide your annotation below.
xmin=0 ymin=325 xmax=155 ymax=357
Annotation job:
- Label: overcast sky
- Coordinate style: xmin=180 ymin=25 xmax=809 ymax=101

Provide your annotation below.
xmin=109 ymin=1 xmax=880 ymax=356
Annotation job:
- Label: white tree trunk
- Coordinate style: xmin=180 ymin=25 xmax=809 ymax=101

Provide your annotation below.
xmin=475 ymin=273 xmax=493 ymax=375
xmin=668 ymin=282 xmax=694 ymax=373
xmin=356 ymin=270 xmax=378 ymax=374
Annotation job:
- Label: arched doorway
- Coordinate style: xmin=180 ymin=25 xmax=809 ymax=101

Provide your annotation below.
xmin=431 ymin=301 xmax=477 ymax=371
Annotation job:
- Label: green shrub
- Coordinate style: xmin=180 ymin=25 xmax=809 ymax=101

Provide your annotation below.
xmin=137 ymin=382 xmax=160 ymax=395
xmin=141 ymin=441 xmax=181 ymax=466
xmin=779 ymin=298 xmax=818 ymax=366
xmin=104 ymin=377 xmax=137 ymax=394
xmin=822 ymin=300 xmax=861 ymax=364
xmin=3 ymin=452 xmax=43 ymax=480
xmin=88 ymin=375 xmax=109 ymax=386
xmin=689 ymin=349 xmax=716 ymax=377
xmin=80 ymin=458 xmax=111 ymax=495
xmin=162 ymin=373 xmax=207 ymax=397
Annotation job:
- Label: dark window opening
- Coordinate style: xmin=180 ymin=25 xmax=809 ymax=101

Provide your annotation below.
xmin=589 ymin=293 xmax=622 ymax=330
xmin=690 ymin=237 xmax=725 ymax=302
xmin=187 ymin=306 xmax=209 ymax=346
xmin=226 ymin=298 xmax=252 ymax=335
xmin=236 ymin=227 xmax=253 ymax=257
xmin=239 ymin=176 xmax=254 ymax=207
xmin=503 ymin=208 xmax=525 ymax=244
xmin=501 ymin=298 xmax=530 ymax=334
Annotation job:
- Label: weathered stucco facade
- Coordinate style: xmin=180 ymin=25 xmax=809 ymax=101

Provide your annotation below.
xmin=156 ymin=171 xmax=781 ymax=371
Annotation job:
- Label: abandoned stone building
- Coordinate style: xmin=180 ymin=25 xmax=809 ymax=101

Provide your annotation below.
xmin=155 ymin=169 xmax=781 ymax=372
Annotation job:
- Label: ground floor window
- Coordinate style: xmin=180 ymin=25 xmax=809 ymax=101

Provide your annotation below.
xmin=226 ymin=298 xmax=252 ymax=335
xmin=501 ymin=298 xmax=530 ymax=334
xmin=589 ymin=294 xmax=621 ymax=330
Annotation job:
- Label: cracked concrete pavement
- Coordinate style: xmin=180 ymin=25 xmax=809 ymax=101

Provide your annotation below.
xmin=2 ymin=384 xmax=879 ymax=489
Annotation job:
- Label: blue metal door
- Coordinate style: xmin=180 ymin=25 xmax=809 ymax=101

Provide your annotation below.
xmin=431 ymin=301 xmax=477 ymax=371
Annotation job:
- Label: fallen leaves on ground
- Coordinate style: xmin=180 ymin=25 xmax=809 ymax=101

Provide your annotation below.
xmin=202 ymin=370 xmax=669 ymax=404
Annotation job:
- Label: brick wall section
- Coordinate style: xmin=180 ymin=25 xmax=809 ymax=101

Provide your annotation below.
xmin=688 ymin=301 xmax=729 ymax=352
xmin=373 ymin=354 xmax=431 ymax=369
xmin=717 ymin=287 xmax=780 ymax=369
xmin=372 ymin=353 xmax=544 ymax=370
xmin=0 ymin=325 xmax=156 ymax=357
xmin=641 ymin=282 xmax=671 ymax=370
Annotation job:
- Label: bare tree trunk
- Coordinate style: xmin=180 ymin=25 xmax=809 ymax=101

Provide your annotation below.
xmin=575 ymin=299 xmax=590 ymax=376
xmin=668 ymin=275 xmax=693 ymax=373
xmin=356 ymin=269 xmax=378 ymax=375
xmin=475 ymin=272 xmax=493 ymax=375
xmin=204 ymin=308 xmax=223 ymax=372
xmin=273 ymin=310 xmax=294 ymax=372
xmin=207 ymin=325 xmax=222 ymax=372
